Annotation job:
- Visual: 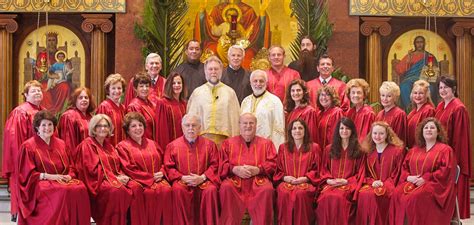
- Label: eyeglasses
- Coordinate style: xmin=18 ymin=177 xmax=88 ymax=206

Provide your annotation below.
xmin=95 ymin=124 xmax=110 ymax=128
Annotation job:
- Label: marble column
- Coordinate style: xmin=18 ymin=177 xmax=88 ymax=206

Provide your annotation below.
xmin=450 ymin=19 xmax=474 ymax=176
xmin=360 ymin=17 xmax=391 ymax=111
xmin=0 ymin=15 xmax=18 ymax=179
xmin=81 ymin=14 xmax=113 ymax=105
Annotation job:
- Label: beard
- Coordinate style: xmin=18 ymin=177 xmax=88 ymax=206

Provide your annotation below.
xmin=252 ymin=87 xmax=265 ymax=96
xmin=298 ymin=50 xmax=316 ymax=77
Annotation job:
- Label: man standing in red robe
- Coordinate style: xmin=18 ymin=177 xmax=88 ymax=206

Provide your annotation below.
xmin=164 ymin=114 xmax=220 ymax=225
xmin=307 ymin=54 xmax=349 ymax=111
xmin=2 ymin=80 xmax=44 ymax=221
xmin=219 ymin=113 xmax=277 ymax=225
xmin=266 ymin=45 xmax=300 ymax=103
xmin=124 ymin=53 xmax=166 ymax=106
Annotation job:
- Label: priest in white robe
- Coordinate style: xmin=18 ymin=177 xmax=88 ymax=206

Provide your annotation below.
xmin=241 ymin=69 xmax=285 ymax=149
xmin=187 ymin=56 xmax=241 ymax=145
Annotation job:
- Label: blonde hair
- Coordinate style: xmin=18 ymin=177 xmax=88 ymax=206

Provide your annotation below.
xmin=346 ymin=78 xmax=369 ymax=99
xmin=379 ymin=81 xmax=400 ymax=102
xmin=88 ymin=114 xmax=114 ymax=137
xmin=410 ymin=79 xmax=433 ymax=108
xmin=23 ymin=80 xmax=42 ymax=101
xmin=104 ymin=73 xmax=126 ymax=97
xmin=361 ymin=121 xmax=404 ymax=153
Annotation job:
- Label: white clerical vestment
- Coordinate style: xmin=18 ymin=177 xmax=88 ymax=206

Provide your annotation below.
xmin=241 ymin=91 xmax=285 ymax=149
xmin=187 ymin=82 xmax=240 ymax=138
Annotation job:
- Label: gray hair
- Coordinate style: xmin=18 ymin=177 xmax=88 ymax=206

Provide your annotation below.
xmin=250 ymin=69 xmax=268 ymax=82
xmin=145 ymin=53 xmax=162 ymax=66
xmin=88 ymin=114 xmax=114 ymax=137
xmin=239 ymin=112 xmax=257 ymax=123
xmin=227 ymin=45 xmax=246 ymax=58
xmin=204 ymin=56 xmax=224 ymax=71
xmin=181 ymin=114 xmax=202 ymax=126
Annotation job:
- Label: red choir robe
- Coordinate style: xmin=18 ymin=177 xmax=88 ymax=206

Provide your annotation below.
xmin=116 ymin=137 xmax=173 ymax=225
xmin=355 ymin=144 xmax=404 ymax=225
xmin=316 ymin=145 xmax=363 ymax=225
xmin=375 ymin=106 xmax=407 ymax=143
xmin=345 ymin=105 xmax=375 ymax=142
xmin=219 ymin=136 xmax=277 ymax=225
xmin=124 ymin=75 xmax=166 ymax=107
xmin=266 ymin=67 xmax=300 ymax=103
xmin=2 ymin=102 xmax=44 ymax=215
xmin=274 ymin=143 xmax=322 ymax=225
xmin=76 ymin=137 xmax=134 ymax=225
xmin=96 ymin=98 xmax=126 ymax=146
xmin=164 ymin=136 xmax=220 ymax=225
xmin=435 ymin=98 xmax=471 ymax=218
xmin=388 ymin=143 xmax=456 ymax=225
xmin=286 ymin=105 xmax=319 ymax=142
xmin=57 ymin=108 xmax=92 ymax=161
xmin=127 ymin=97 xmax=156 ymax=141
xmin=406 ymin=103 xmax=435 ymax=148
xmin=155 ymin=97 xmax=187 ymax=149
xmin=307 ymin=77 xmax=350 ymax=111
xmin=17 ymin=135 xmax=91 ymax=225
xmin=317 ymin=106 xmax=344 ymax=155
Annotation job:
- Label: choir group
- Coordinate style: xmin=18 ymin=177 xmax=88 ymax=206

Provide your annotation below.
xmin=2 ymin=39 xmax=472 ymax=225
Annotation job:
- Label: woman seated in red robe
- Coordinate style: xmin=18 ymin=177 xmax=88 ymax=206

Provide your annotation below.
xmin=375 ymin=81 xmax=407 ymax=143
xmin=345 ymin=78 xmax=375 ymax=141
xmin=356 ymin=121 xmax=404 ymax=225
xmin=127 ymin=73 xmax=156 ymax=141
xmin=18 ymin=110 xmax=91 ymax=225
xmin=316 ymin=86 xmax=344 ymax=155
xmin=116 ymin=112 xmax=173 ymax=225
xmin=155 ymin=71 xmax=187 ymax=149
xmin=97 ymin=73 xmax=127 ymax=146
xmin=284 ymin=79 xmax=319 ymax=142
xmin=76 ymin=114 xmax=134 ymax=225
xmin=58 ymin=87 xmax=95 ymax=160
xmin=435 ymin=75 xmax=471 ymax=219
xmin=406 ymin=79 xmax=435 ymax=148
xmin=274 ymin=119 xmax=321 ymax=225
xmin=389 ymin=117 xmax=456 ymax=225
xmin=316 ymin=117 xmax=363 ymax=225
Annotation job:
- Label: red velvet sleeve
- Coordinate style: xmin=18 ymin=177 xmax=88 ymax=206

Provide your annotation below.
xmin=301 ymin=109 xmax=320 ymax=143
xmin=448 ymin=106 xmax=471 ymax=176
xmin=116 ymin=142 xmax=155 ymax=187
xmin=399 ymin=149 xmax=415 ymax=185
xmin=164 ymin=144 xmax=184 ymax=183
xmin=258 ymin=140 xmax=277 ymax=177
xmin=2 ymin=110 xmax=31 ymax=176
xmin=154 ymin=99 xmax=172 ymax=150
xmin=305 ymin=143 xmax=322 ymax=186
xmin=319 ymin=146 xmax=333 ymax=184
xmin=124 ymin=78 xmax=135 ymax=107
xmin=273 ymin=144 xmax=287 ymax=183
xmin=420 ymin=144 xmax=456 ymax=208
xmin=203 ymin=142 xmax=220 ymax=185
xmin=384 ymin=146 xmax=404 ymax=189
xmin=76 ymin=141 xmax=103 ymax=197
xmin=219 ymin=139 xmax=232 ymax=180
xmin=392 ymin=109 xmax=408 ymax=144
xmin=17 ymin=141 xmax=40 ymax=218
xmin=58 ymin=112 xmax=81 ymax=160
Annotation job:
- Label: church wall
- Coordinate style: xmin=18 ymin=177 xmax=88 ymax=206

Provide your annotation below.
xmin=114 ymin=0 xmax=146 ymax=82
xmin=327 ymin=0 xmax=360 ymax=78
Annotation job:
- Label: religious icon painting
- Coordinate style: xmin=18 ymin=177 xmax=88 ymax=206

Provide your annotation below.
xmin=387 ymin=29 xmax=453 ymax=110
xmin=18 ymin=24 xmax=86 ymax=115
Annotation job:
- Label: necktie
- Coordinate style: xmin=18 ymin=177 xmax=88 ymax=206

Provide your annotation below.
xmin=322 ymin=79 xmax=327 ymax=85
